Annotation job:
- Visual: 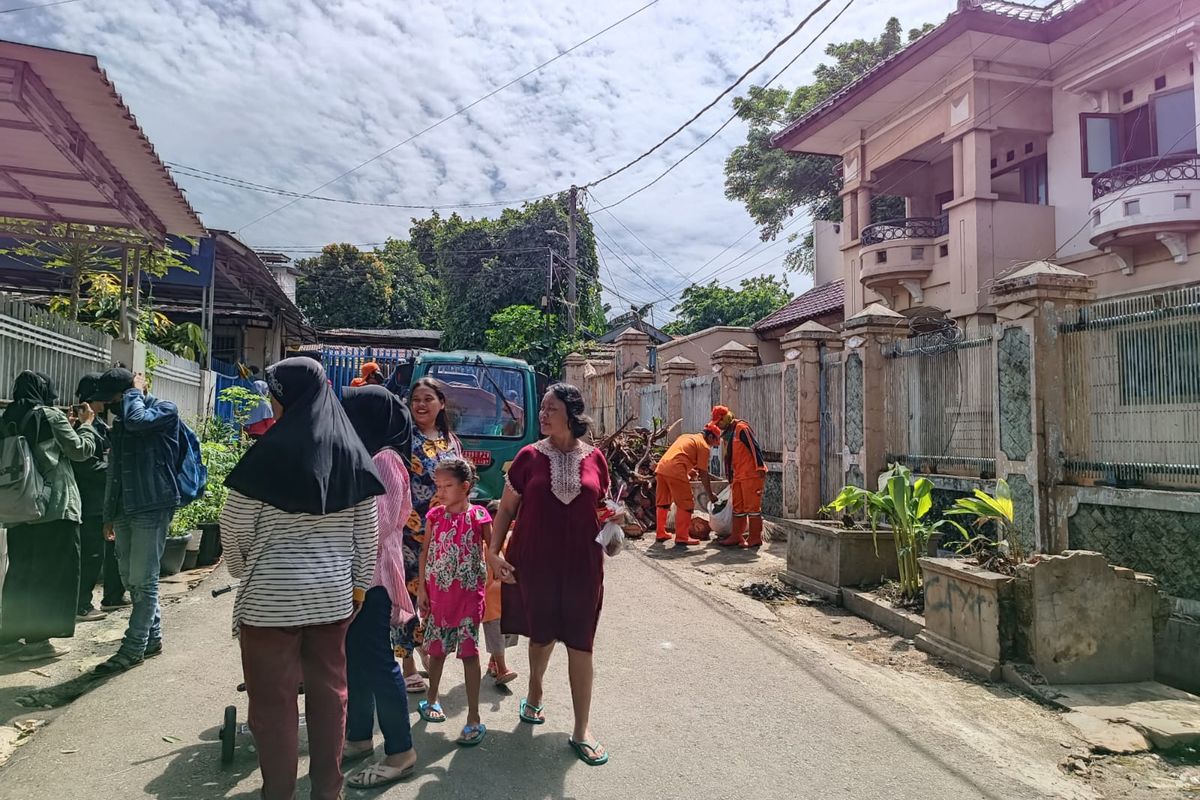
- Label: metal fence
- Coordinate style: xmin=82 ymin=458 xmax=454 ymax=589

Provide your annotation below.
xmin=0 ymin=293 xmax=112 ymax=403
xmin=738 ymin=363 xmax=784 ymax=459
xmin=637 ymin=383 xmax=666 ymax=429
xmin=682 ymin=375 xmax=722 ymax=476
xmin=1060 ymin=285 xmax=1200 ymax=488
xmin=819 ymin=347 xmax=845 ymax=504
xmin=320 ymin=347 xmax=417 ymax=399
xmin=147 ymin=343 xmax=204 ymax=420
xmin=882 ymin=329 xmax=996 ymax=475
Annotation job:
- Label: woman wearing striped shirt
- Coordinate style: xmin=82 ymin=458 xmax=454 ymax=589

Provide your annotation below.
xmin=220 ymin=358 xmax=384 ymax=800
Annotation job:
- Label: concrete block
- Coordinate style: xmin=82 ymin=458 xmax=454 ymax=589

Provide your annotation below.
xmin=1156 ymin=614 xmax=1200 ymax=695
xmin=917 ymin=557 xmax=1013 ymax=680
xmin=779 ymin=519 xmax=899 ymax=594
xmin=1023 ymin=550 xmax=1156 ymax=684
xmin=1062 ymin=712 xmax=1152 ymax=754
xmin=842 ymin=588 xmax=925 ymax=640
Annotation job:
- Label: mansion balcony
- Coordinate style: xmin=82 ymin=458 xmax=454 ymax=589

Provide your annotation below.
xmin=859 ymin=215 xmax=949 ymax=303
xmin=1089 ymin=154 xmax=1200 ymax=270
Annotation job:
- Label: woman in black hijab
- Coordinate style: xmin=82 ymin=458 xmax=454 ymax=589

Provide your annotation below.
xmin=219 ymin=358 xmax=384 ymax=800
xmin=340 ymin=386 xmax=419 ymax=787
xmin=0 ymin=371 xmax=98 ymax=663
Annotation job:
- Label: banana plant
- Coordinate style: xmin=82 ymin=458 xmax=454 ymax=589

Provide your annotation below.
xmin=823 ymin=463 xmax=963 ymax=599
xmin=946 ymin=479 xmax=1023 ymax=572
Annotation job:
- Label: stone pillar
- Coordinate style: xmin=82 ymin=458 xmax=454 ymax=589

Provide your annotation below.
xmin=961 ymin=128 xmax=994 ymax=198
xmin=710 ymin=339 xmax=760 ymax=423
xmin=952 ymin=138 xmax=965 ymax=199
xmin=563 ymin=353 xmax=587 ymax=389
xmin=110 ymin=337 xmax=147 ymax=374
xmin=613 ymin=329 xmax=652 ymax=376
xmin=841 ymin=190 xmax=858 ymax=243
xmin=621 ymin=365 xmax=654 ymax=428
xmin=856 ymin=184 xmax=874 ymax=231
xmin=660 ymin=356 xmax=697 ymax=439
xmin=782 ymin=322 xmax=840 ymax=519
xmin=840 ymin=303 xmax=905 ymax=489
xmin=989 ymin=261 xmax=1095 ymax=554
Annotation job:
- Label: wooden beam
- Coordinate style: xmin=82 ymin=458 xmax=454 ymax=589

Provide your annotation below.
xmin=0 ymin=118 xmax=38 ymax=132
xmin=0 ymin=190 xmax=110 ymax=209
xmin=0 ymin=167 xmax=60 ymax=220
xmin=0 ymin=164 xmax=89 ymax=182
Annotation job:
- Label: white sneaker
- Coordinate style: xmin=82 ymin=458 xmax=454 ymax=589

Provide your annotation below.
xmin=16 ymin=641 xmax=70 ymax=662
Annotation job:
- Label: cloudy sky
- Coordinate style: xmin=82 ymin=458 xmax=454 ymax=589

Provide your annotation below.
xmin=7 ymin=0 xmax=957 ymax=322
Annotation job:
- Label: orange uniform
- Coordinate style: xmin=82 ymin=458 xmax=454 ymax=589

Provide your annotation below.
xmin=654 ymin=433 xmax=712 ymax=544
xmin=720 ymin=419 xmax=767 ymax=547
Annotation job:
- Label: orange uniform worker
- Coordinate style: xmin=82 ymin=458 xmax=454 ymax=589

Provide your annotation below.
xmin=349 ymin=361 xmax=385 ymax=388
xmin=654 ymin=424 xmax=721 ymax=546
xmin=712 ymin=405 xmax=768 ymax=548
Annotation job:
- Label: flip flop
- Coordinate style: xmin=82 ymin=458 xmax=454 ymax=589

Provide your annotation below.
xmin=568 ymin=737 xmax=609 ymax=766
xmin=495 ymin=670 xmax=519 ymax=686
xmin=347 ymin=761 xmax=416 ymax=788
xmin=457 ymin=723 xmax=487 ymax=746
xmin=518 ymin=698 xmax=545 ymax=725
xmin=417 ymin=700 xmax=445 ymax=723
xmin=405 ymin=674 xmax=427 ymax=694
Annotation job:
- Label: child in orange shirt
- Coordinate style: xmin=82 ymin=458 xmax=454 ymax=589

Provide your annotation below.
xmin=484 ymin=500 xmax=518 ymax=686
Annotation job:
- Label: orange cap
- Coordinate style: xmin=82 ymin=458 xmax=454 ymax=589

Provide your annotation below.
xmin=711 ymin=405 xmax=733 ymax=425
xmin=704 ymin=423 xmax=722 ymax=438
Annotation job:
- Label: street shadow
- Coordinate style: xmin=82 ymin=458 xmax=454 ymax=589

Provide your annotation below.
xmin=142 ymin=722 xmax=258 ymax=800
xmin=8 ymin=671 xmax=116 ymax=710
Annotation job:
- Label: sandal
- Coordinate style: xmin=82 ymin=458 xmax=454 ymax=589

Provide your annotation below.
xmin=347 ymin=761 xmax=415 ymax=788
xmin=495 ymin=669 xmax=518 ymax=686
xmin=417 ymin=700 xmax=445 ymax=723
xmin=93 ymin=651 xmax=144 ymax=676
xmin=518 ymin=698 xmax=545 ymax=725
xmin=568 ymin=737 xmax=609 ymax=766
xmin=405 ymin=674 xmax=427 ymax=694
xmin=457 ymin=723 xmax=487 ymax=746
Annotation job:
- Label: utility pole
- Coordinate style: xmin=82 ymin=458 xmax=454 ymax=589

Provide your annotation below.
xmin=567 ymin=185 xmax=578 ymax=336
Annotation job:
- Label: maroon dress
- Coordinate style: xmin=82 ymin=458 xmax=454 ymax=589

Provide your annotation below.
xmin=501 ymin=440 xmax=610 ymax=652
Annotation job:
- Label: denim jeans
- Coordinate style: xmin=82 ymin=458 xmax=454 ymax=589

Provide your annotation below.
xmin=346 ymin=587 xmax=413 ymax=755
xmin=114 ymin=507 xmax=173 ymax=658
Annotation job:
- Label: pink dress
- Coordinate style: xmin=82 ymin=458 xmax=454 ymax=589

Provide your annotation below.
xmin=423 ymin=504 xmax=492 ymax=659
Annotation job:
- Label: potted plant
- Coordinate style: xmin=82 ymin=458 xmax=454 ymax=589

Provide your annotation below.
xmin=168 ymin=419 xmax=245 ymax=572
xmin=815 ymin=464 xmax=961 ymax=603
xmin=915 ymin=480 xmax=1020 ymax=679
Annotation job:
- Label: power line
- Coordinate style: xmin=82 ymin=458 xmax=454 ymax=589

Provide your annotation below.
xmin=585 ymin=0 xmax=836 ymax=191
xmin=168 ymin=163 xmax=549 ymax=210
xmin=0 ymin=0 xmax=82 ymax=13
xmin=589 ymin=0 xmax=856 ymax=212
xmin=235 ymin=0 xmax=665 ymax=233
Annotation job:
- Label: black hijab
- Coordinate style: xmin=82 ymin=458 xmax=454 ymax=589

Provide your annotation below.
xmin=224 ymin=357 xmax=384 ymax=515
xmin=342 ymin=385 xmax=412 ymax=458
xmin=2 ymin=371 xmax=57 ymax=442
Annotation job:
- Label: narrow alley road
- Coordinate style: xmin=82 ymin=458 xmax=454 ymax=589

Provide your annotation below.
xmin=1 ymin=544 xmax=1090 ymax=800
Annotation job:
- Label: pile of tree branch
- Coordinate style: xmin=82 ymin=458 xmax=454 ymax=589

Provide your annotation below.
xmin=597 ymin=418 xmax=678 ymax=537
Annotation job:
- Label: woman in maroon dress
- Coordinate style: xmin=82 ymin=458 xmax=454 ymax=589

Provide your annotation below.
xmin=488 ymin=383 xmax=610 ymax=766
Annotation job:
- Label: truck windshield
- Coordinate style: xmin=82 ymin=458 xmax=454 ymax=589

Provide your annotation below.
xmin=428 ymin=364 xmax=526 ymax=439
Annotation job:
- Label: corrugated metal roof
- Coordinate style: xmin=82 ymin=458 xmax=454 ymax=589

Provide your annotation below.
xmin=753 ymin=280 xmax=845 ymax=332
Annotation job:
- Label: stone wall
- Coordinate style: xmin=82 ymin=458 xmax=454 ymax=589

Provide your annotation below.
xmin=1068 ymin=502 xmax=1200 ymax=601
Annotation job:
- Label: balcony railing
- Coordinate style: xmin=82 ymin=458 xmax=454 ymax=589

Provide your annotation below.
xmin=1092 ymin=153 xmax=1200 ymax=200
xmin=861 ymin=214 xmax=949 ymax=246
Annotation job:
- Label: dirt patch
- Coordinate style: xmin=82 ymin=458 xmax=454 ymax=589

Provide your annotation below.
xmin=875 ymin=580 xmax=926 ymax=615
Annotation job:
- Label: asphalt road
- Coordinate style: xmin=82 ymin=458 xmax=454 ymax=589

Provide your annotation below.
xmin=0 ymin=547 xmax=1080 ymax=800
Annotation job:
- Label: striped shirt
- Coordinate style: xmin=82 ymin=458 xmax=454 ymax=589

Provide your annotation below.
xmin=219 ymin=490 xmax=379 ymax=633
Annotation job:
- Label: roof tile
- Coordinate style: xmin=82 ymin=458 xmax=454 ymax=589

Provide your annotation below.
xmin=753 ymin=280 xmax=845 ymax=332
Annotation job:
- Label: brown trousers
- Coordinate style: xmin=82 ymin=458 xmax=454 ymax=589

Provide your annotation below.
xmin=239 ymin=617 xmax=352 ymax=800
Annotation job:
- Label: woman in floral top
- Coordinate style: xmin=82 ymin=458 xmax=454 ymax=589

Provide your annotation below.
xmin=401 ymin=378 xmax=462 ymax=691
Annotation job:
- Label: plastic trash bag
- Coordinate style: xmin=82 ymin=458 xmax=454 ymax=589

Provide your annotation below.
xmin=596 ymin=499 xmax=624 ymax=557
xmin=709 ymin=487 xmax=734 ymax=536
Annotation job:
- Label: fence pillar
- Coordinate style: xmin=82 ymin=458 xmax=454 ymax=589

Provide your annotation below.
xmin=840 ymin=303 xmax=904 ymax=490
xmin=613 ymin=329 xmax=652 ymax=376
xmin=782 ymin=322 xmax=839 ymax=519
xmin=110 ymin=337 xmax=147 ymax=375
xmin=660 ymin=356 xmax=697 ymax=439
xmin=989 ymin=262 xmax=1095 ymax=553
xmin=711 ymin=339 xmax=760 ymax=422
xmin=564 ymin=353 xmax=587 ymax=389
xmin=622 ymin=365 xmax=654 ymax=428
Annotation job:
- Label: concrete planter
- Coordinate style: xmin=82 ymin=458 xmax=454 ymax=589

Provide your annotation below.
xmin=917 ymin=557 xmax=1013 ymax=680
xmin=778 ymin=519 xmax=900 ymax=602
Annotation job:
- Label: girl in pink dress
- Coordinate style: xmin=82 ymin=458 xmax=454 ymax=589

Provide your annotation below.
xmin=416 ymin=459 xmax=493 ymax=746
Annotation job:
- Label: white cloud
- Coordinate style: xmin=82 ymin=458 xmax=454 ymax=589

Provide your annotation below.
xmin=8 ymin=0 xmax=956 ymax=323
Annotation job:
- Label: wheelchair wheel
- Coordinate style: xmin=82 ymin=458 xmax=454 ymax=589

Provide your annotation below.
xmin=220 ymin=705 xmax=237 ymax=765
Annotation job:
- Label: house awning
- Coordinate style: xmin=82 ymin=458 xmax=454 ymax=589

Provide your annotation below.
xmin=0 ymin=40 xmax=203 ymax=241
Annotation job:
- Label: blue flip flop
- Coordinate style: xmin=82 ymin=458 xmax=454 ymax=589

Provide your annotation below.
xmin=519 ymin=698 xmax=545 ymax=725
xmin=457 ymin=723 xmax=487 ymax=746
xmin=418 ymin=700 xmax=445 ymax=723
xmin=569 ymin=737 xmax=609 ymax=766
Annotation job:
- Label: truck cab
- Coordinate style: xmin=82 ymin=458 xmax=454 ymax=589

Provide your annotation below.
xmin=409 ymin=351 xmax=544 ymax=501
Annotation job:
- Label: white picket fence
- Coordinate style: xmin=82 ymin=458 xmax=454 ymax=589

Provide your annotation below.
xmin=147 ymin=343 xmax=204 ymax=420
xmin=0 ymin=294 xmax=113 ymax=402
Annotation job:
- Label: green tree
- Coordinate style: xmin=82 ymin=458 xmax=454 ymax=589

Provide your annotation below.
xmin=724 ymin=18 xmax=933 ymax=273
xmin=295 ymin=243 xmax=394 ymax=329
xmin=485 ymin=304 xmax=578 ymax=376
xmin=374 ymin=238 xmax=443 ymax=330
xmin=411 ymin=196 xmax=604 ymax=351
xmin=662 ymin=275 xmax=791 ymax=336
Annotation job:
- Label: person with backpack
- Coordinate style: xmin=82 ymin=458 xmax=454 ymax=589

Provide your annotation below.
xmin=0 ymin=371 xmax=99 ymax=663
xmin=87 ymin=368 xmax=187 ymax=676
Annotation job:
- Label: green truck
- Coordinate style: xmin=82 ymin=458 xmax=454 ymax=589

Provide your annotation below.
xmin=406 ymin=351 xmax=545 ymax=501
